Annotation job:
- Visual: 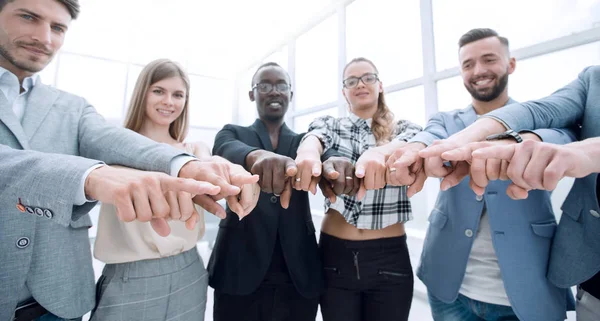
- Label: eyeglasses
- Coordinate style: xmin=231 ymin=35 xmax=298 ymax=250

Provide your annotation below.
xmin=252 ymin=82 xmax=291 ymax=94
xmin=342 ymin=73 xmax=379 ymax=88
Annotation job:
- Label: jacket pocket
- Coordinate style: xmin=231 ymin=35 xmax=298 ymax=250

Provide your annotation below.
xmin=531 ymin=221 xmax=557 ymax=238
xmin=70 ymin=214 xmax=93 ymax=229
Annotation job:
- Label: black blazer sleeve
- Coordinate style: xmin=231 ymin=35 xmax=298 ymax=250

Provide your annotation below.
xmin=212 ymin=125 xmax=259 ymax=169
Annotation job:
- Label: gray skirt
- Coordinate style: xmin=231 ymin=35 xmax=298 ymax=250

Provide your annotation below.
xmin=90 ymin=247 xmax=208 ymax=321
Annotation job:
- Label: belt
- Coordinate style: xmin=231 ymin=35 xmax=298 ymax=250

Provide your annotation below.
xmin=13 ymin=299 xmax=48 ymax=321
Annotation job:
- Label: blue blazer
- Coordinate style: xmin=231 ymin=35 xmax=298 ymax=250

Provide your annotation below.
xmin=411 ymin=100 xmax=576 ymax=321
xmin=487 ymin=66 xmax=600 ymax=289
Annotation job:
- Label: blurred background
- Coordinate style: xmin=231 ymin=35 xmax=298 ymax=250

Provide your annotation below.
xmin=51 ymin=0 xmax=600 ymax=319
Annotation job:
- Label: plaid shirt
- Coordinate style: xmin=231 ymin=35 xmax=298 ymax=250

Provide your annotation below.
xmin=305 ymin=113 xmax=422 ymax=229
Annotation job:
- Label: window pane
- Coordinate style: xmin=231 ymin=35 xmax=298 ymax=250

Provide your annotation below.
xmin=293 ymin=108 xmax=338 ymax=133
xmin=385 ymin=87 xmax=427 ymax=128
xmin=433 ymin=0 xmax=600 ymax=71
xmin=510 ymin=42 xmax=600 ymax=102
xmin=55 ymin=54 xmax=128 ymax=120
xmin=262 ymin=46 xmax=289 ymax=69
xmin=186 ymin=128 xmax=219 ymax=150
xmin=295 ymin=15 xmax=339 ymax=109
xmin=124 ymin=64 xmax=144 ymax=111
xmin=346 ymin=0 xmax=423 ymax=84
xmin=436 ymin=76 xmax=472 ymax=113
xmin=188 ymin=76 xmax=233 ymax=128
xmin=38 ymin=55 xmax=59 ymax=87
xmin=237 ymin=67 xmax=259 ymax=126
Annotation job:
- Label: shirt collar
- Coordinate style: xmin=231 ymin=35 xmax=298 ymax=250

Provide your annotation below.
xmin=348 ymin=112 xmax=372 ymax=128
xmin=0 ymin=66 xmax=39 ymax=95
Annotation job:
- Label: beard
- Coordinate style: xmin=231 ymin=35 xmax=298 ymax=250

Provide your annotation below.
xmin=0 ymin=41 xmax=52 ymax=74
xmin=465 ymin=71 xmax=509 ymax=102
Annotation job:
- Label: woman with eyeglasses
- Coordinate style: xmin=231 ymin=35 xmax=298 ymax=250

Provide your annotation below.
xmin=294 ymin=57 xmax=422 ymax=321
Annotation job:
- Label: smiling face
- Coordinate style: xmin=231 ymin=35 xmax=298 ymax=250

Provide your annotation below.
xmin=459 ymin=36 xmax=515 ymax=102
xmin=342 ymin=60 xmax=383 ymax=113
xmin=144 ymin=76 xmax=187 ymax=127
xmin=250 ymin=65 xmax=292 ymax=123
xmin=0 ymin=0 xmax=71 ymax=79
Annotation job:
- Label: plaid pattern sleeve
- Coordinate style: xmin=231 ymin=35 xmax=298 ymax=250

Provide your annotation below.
xmin=303 ymin=115 xmax=338 ymax=153
xmin=394 ymin=120 xmax=423 ymax=142
xmin=311 ymin=115 xmax=416 ymax=229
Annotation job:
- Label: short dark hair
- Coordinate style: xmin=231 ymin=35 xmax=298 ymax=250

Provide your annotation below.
xmin=0 ymin=0 xmax=80 ymax=19
xmin=458 ymin=28 xmax=509 ymax=50
xmin=251 ymin=62 xmax=291 ymax=87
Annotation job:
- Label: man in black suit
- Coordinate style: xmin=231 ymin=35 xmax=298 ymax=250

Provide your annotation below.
xmin=209 ymin=62 xmax=337 ymax=321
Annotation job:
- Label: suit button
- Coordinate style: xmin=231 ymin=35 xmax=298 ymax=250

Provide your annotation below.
xmin=34 ymin=208 xmax=44 ymax=217
xmin=590 ymin=210 xmax=600 ymax=218
xmin=270 ymin=196 xmax=278 ymax=204
xmin=25 ymin=206 xmax=35 ymax=214
xmin=16 ymin=237 xmax=30 ymax=249
xmin=44 ymin=209 xmax=53 ymax=219
xmin=465 ymin=229 xmax=474 ymax=238
xmin=475 ymin=195 xmax=483 ymax=202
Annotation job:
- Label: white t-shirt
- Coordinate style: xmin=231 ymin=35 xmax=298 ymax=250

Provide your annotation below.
xmin=459 ymin=210 xmax=511 ymax=306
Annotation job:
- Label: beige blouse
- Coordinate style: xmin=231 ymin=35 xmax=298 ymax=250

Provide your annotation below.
xmin=93 ymin=143 xmax=206 ymax=264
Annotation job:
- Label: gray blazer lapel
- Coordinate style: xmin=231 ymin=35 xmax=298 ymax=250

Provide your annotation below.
xmin=0 ymin=93 xmax=30 ymax=149
xmin=21 ymin=84 xmax=59 ymax=141
xmin=456 ymin=106 xmax=478 ymax=129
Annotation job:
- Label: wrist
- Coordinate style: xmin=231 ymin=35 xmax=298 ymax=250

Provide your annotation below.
xmin=245 ymin=150 xmax=270 ymax=169
xmin=408 ymin=142 xmax=427 ymax=150
xmin=84 ymin=166 xmax=104 ymax=199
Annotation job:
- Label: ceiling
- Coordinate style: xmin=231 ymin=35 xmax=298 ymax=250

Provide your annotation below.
xmin=62 ymin=0 xmax=346 ymax=78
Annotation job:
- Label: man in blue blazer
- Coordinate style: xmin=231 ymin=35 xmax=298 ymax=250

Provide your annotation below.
xmin=387 ymin=28 xmax=575 ymax=321
xmin=421 ymin=64 xmax=600 ymax=320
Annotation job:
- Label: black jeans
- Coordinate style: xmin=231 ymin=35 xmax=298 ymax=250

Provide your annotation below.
xmin=213 ymin=284 xmax=318 ymax=321
xmin=319 ymin=232 xmax=414 ymax=321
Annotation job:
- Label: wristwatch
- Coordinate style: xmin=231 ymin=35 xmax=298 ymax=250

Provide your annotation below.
xmin=485 ymin=129 xmax=523 ymax=143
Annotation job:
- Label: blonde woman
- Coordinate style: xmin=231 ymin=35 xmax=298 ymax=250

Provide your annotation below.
xmin=91 ymin=59 xmax=256 ymax=321
xmin=294 ymin=57 xmax=422 ymax=321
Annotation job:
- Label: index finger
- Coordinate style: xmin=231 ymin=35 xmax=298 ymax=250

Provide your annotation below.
xmin=160 ymin=177 xmax=221 ymax=196
xmin=230 ymin=174 xmax=260 ymax=188
xmin=419 ymin=142 xmax=455 ymax=158
xmin=472 ymin=144 xmax=516 ymax=161
xmin=322 ymin=161 xmax=340 ymax=180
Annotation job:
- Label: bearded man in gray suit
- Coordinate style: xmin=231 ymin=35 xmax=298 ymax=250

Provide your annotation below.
xmin=0 ymin=0 xmax=259 ymax=320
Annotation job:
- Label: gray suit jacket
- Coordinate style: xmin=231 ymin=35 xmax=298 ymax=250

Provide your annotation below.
xmin=487 ymin=65 xmax=600 ymax=288
xmin=0 ymin=82 xmax=187 ymax=319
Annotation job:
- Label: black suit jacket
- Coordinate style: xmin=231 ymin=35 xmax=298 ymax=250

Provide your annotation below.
xmin=208 ymin=119 xmax=324 ymax=299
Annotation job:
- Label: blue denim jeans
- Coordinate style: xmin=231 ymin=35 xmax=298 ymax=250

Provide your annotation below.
xmin=428 ymin=292 xmax=518 ymax=321
xmin=35 ymin=314 xmax=82 ymax=321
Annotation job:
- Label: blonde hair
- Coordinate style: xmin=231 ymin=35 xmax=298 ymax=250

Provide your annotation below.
xmin=344 ymin=57 xmax=395 ymax=145
xmin=124 ymin=59 xmax=190 ymax=142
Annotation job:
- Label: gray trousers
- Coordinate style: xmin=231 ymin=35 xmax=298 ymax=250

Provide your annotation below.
xmin=90 ymin=247 xmax=208 ymax=321
xmin=576 ymin=286 xmax=600 ymax=321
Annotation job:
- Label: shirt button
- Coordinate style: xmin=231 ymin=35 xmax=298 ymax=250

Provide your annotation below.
xmin=465 ymin=229 xmax=474 ymax=238
xmin=475 ymin=195 xmax=483 ymax=202
xmin=590 ymin=210 xmax=600 ymax=218
xmin=270 ymin=196 xmax=278 ymax=204
xmin=44 ymin=209 xmax=53 ymax=219
xmin=16 ymin=237 xmax=30 ymax=249
xmin=34 ymin=208 xmax=44 ymax=217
